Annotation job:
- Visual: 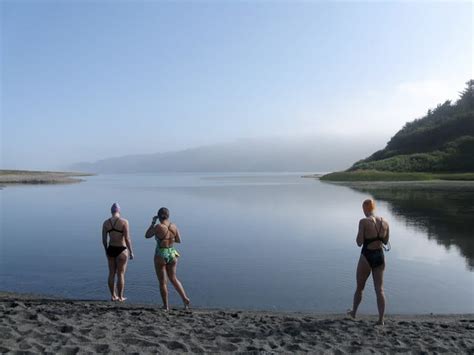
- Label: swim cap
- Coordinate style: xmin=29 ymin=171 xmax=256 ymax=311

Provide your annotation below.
xmin=362 ymin=199 xmax=375 ymax=212
xmin=158 ymin=207 xmax=170 ymax=221
xmin=111 ymin=202 xmax=121 ymax=214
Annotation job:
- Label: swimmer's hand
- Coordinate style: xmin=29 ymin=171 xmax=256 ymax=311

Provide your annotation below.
xmin=129 ymin=252 xmax=134 ymax=260
xmin=152 ymin=215 xmax=158 ymax=225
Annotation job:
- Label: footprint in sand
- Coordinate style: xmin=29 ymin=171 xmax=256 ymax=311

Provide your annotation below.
xmin=139 ymin=329 xmax=158 ymax=337
xmin=93 ymin=344 xmax=110 ymax=352
xmin=91 ymin=330 xmax=106 ymax=339
xmin=165 ymin=340 xmax=188 ymax=351
xmin=79 ymin=327 xmax=92 ymax=335
xmin=220 ymin=343 xmax=238 ymax=352
xmin=27 ymin=312 xmax=38 ymax=321
xmin=60 ymin=346 xmax=80 ymax=355
xmin=9 ymin=301 xmax=26 ymax=309
xmin=189 ymin=344 xmax=205 ymax=352
xmin=59 ymin=325 xmax=74 ymax=334
xmin=41 ymin=335 xmax=56 ymax=346
xmin=285 ymin=343 xmax=303 ymax=351
xmin=300 ymin=322 xmax=317 ymax=332
xmin=123 ymin=336 xmax=159 ymax=347
xmin=246 ymin=345 xmax=266 ymax=352
xmin=18 ymin=340 xmax=32 ymax=350
xmin=44 ymin=313 xmax=60 ymax=321
xmin=0 ymin=330 xmax=12 ymax=340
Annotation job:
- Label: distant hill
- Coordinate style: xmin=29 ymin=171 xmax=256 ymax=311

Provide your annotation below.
xmin=70 ymin=136 xmax=384 ymax=174
xmin=349 ymin=80 xmax=474 ymax=173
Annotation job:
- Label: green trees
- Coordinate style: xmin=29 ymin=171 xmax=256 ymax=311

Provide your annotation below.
xmin=350 ymin=80 xmax=474 ymax=173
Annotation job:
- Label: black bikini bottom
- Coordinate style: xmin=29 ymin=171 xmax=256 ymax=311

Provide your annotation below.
xmin=106 ymin=246 xmax=127 ymax=258
xmin=362 ymin=248 xmax=384 ymax=269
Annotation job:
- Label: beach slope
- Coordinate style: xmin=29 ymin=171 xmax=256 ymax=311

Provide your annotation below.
xmin=1 ymin=292 xmax=473 ymax=353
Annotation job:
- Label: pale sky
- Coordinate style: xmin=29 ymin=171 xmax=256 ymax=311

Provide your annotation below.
xmin=1 ymin=1 xmax=472 ymax=169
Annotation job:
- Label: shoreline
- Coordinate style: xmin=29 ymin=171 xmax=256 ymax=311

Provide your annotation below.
xmin=318 ymin=170 xmax=474 ymax=182
xmin=1 ymin=291 xmax=473 ymax=353
xmin=0 ymin=169 xmax=93 ymax=185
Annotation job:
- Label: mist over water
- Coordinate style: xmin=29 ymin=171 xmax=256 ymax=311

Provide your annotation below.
xmin=69 ymin=136 xmax=386 ymax=173
xmin=1 ymin=173 xmax=473 ymax=313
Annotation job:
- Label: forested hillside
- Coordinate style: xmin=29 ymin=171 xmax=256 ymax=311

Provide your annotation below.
xmin=350 ymin=80 xmax=474 ymax=172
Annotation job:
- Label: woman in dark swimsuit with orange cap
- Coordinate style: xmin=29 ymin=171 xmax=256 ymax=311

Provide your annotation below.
xmin=348 ymin=199 xmax=390 ymax=325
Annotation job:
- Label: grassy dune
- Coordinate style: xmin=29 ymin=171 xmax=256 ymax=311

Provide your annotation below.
xmin=0 ymin=170 xmax=93 ymax=185
xmin=320 ymin=170 xmax=474 ymax=182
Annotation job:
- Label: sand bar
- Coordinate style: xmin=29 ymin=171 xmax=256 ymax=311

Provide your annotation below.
xmin=0 ymin=170 xmax=92 ymax=185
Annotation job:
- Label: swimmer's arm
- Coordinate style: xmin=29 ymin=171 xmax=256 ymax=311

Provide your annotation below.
xmin=123 ymin=220 xmax=134 ymax=259
xmin=174 ymin=227 xmax=181 ymax=243
xmin=145 ymin=217 xmax=158 ymax=239
xmin=145 ymin=225 xmax=156 ymax=239
xmin=356 ymin=220 xmax=364 ymax=247
xmin=383 ymin=223 xmax=390 ymax=244
xmin=102 ymin=222 xmax=108 ymax=251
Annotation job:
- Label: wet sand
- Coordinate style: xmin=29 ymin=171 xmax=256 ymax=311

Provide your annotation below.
xmin=1 ymin=292 xmax=473 ymax=353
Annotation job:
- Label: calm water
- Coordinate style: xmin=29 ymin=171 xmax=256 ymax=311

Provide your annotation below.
xmin=1 ymin=173 xmax=473 ymax=314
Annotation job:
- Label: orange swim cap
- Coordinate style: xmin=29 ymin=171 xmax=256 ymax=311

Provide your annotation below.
xmin=362 ymin=199 xmax=375 ymax=212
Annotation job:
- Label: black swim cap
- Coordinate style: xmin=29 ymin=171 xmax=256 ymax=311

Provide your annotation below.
xmin=157 ymin=207 xmax=169 ymax=221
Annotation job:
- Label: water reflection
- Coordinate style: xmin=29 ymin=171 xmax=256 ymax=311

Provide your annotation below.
xmin=2 ymin=175 xmax=473 ymax=312
xmin=331 ymin=181 xmax=474 ymax=270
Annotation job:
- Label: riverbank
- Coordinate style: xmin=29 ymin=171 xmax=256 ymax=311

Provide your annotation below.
xmin=0 ymin=170 xmax=93 ymax=185
xmin=318 ymin=170 xmax=474 ymax=182
xmin=1 ymin=292 xmax=473 ymax=353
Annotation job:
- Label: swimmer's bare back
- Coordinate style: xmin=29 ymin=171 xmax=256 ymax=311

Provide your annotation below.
xmin=357 ymin=216 xmax=390 ymax=250
xmin=103 ymin=217 xmax=127 ymax=247
xmin=155 ymin=222 xmax=181 ymax=248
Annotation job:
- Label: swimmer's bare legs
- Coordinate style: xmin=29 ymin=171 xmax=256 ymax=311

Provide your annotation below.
xmin=155 ymin=256 xmax=169 ymax=310
xmin=348 ymin=255 xmax=371 ymax=319
xmin=372 ymin=264 xmax=386 ymax=325
xmin=107 ymin=256 xmax=118 ymax=301
xmin=166 ymin=258 xmax=190 ymax=309
xmin=116 ymin=251 xmax=129 ymax=302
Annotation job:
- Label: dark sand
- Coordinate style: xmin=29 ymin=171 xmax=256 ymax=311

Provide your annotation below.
xmin=1 ymin=292 xmax=473 ymax=353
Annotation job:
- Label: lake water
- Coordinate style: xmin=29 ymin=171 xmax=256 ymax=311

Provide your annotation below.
xmin=1 ymin=173 xmax=473 ymax=314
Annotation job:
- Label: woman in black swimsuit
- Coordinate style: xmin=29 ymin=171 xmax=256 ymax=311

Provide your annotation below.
xmin=102 ymin=203 xmax=134 ymax=302
xmin=348 ymin=199 xmax=389 ymax=325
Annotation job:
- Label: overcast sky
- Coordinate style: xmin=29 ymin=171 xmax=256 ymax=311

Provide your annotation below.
xmin=1 ymin=1 xmax=472 ymax=170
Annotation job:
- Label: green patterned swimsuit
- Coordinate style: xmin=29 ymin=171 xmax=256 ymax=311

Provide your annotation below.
xmin=155 ymin=223 xmax=180 ymax=264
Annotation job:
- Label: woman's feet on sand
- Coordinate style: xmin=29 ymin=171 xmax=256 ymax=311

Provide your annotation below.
xmin=111 ymin=295 xmax=119 ymax=302
xmin=375 ymin=320 xmax=385 ymax=326
xmin=183 ymin=298 xmax=191 ymax=310
xmin=346 ymin=309 xmax=356 ymax=319
xmin=117 ymin=297 xmax=127 ymax=303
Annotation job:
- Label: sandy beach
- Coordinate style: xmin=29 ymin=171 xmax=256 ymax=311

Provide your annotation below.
xmin=1 ymin=292 xmax=473 ymax=354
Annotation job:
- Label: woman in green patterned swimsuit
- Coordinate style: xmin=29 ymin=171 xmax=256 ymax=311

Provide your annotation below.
xmin=145 ymin=207 xmax=190 ymax=310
